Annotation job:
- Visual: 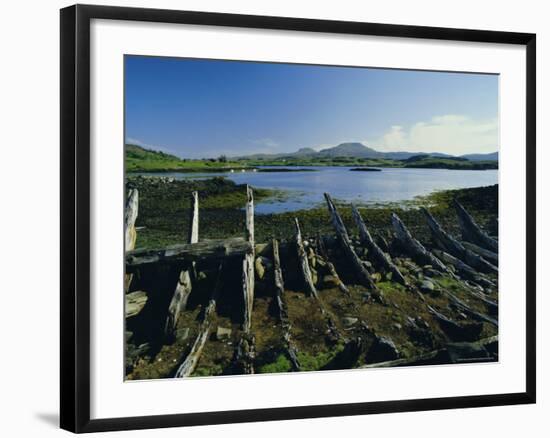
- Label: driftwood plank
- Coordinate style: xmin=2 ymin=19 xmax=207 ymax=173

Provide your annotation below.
xmin=316 ymin=234 xmax=350 ymax=296
xmin=124 ymin=189 xmax=139 ymax=293
xmin=391 ymin=213 xmax=451 ymax=275
xmin=125 ymin=189 xmax=139 ymax=250
xmin=427 ymin=305 xmax=483 ymax=342
xmin=444 ymin=290 xmax=498 ymax=326
xmin=295 ymin=218 xmax=343 ymax=340
xmin=462 ymin=241 xmax=498 ymax=266
xmin=295 ymin=218 xmax=319 ymax=298
xmin=174 ymin=265 xmax=223 ymax=378
xmin=273 ymin=239 xmax=301 ymax=371
xmin=453 ymin=199 xmax=498 ymax=252
xmin=242 ymin=185 xmax=255 ymax=333
xmin=165 ymin=191 xmax=200 ymax=338
xmin=323 ymin=193 xmax=381 ymax=299
xmin=432 ymin=249 xmax=495 ymax=290
xmin=351 ymin=205 xmax=407 ymax=285
xmin=125 ymin=237 xmax=252 ymax=269
xmin=361 ymin=336 xmax=498 ymax=368
xmin=422 ymin=207 xmax=497 ymax=275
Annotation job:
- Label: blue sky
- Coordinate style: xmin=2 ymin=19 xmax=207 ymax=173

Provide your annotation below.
xmin=125 ymin=55 xmax=498 ymax=158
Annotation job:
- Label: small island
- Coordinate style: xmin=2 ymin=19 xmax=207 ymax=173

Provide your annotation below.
xmin=257 ymin=168 xmax=317 ymax=172
xmin=349 ymin=167 xmax=382 ymax=172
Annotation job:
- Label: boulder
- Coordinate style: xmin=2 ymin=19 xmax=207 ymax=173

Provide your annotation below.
xmin=342 ymin=317 xmax=359 ymax=327
xmin=371 ymin=272 xmax=382 ymax=283
xmin=368 ymin=336 xmax=400 ymax=363
xmin=216 ymin=326 xmax=232 ymax=341
xmin=420 ymin=280 xmax=435 ymax=293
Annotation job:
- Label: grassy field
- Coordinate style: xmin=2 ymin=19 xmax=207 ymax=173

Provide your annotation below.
xmin=238 ymin=155 xmax=497 ymax=170
xmin=125 ymin=144 xmax=250 ymax=172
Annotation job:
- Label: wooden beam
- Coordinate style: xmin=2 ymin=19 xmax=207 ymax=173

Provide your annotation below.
xmin=242 ymin=185 xmax=255 ymax=333
xmin=422 ymin=207 xmax=497 ymax=275
xmin=351 ymin=204 xmax=407 ymax=285
xmin=189 ymin=191 xmax=199 ymax=243
xmin=453 ymin=199 xmax=498 ymax=252
xmin=462 ymin=241 xmax=498 ymax=266
xmin=125 ymin=237 xmax=252 ymax=269
xmin=124 ymin=189 xmax=139 ymax=293
xmin=165 ymin=191 xmax=200 ymax=339
xmin=323 ymin=193 xmax=381 ymax=299
xmin=316 ymin=234 xmax=350 ymax=296
xmin=432 ymin=249 xmax=496 ymax=290
xmin=273 ymin=239 xmax=301 ymax=371
xmin=295 ymin=218 xmax=319 ymax=298
xmin=295 ymin=218 xmax=343 ymax=340
xmin=427 ymin=305 xmax=483 ymax=342
xmin=391 ymin=213 xmax=452 ymax=275
xmin=125 ymin=189 xmax=139 ymax=251
xmin=174 ymin=265 xmax=223 ymax=378
xmin=361 ymin=336 xmax=498 ymax=368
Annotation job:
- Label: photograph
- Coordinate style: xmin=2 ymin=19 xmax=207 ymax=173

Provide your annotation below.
xmin=123 ymin=55 xmax=499 ymax=380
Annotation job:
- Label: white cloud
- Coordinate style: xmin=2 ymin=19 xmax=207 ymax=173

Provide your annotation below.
xmin=368 ymin=115 xmax=498 ymax=155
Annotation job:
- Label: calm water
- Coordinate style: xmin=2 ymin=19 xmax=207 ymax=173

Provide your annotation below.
xmin=138 ymin=167 xmax=498 ymax=214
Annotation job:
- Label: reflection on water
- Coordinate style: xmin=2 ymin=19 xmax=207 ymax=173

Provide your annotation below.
xmin=137 ymin=166 xmax=498 ymax=214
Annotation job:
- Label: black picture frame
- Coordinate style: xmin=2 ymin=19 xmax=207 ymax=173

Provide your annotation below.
xmin=60 ymin=4 xmax=536 ymax=433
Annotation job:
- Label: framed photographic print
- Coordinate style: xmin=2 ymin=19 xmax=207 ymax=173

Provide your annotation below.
xmin=60 ymin=4 xmax=536 ymax=433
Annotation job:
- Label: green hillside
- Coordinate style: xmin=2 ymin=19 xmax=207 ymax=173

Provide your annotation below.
xmin=401 ymin=155 xmax=497 ymax=170
xmin=125 ymin=144 xmax=248 ymax=172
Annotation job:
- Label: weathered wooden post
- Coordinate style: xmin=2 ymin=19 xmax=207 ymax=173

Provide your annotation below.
xmin=273 ymin=239 xmax=301 ymax=371
xmin=421 ymin=207 xmax=497 ymax=274
xmin=351 ymin=204 xmax=407 ymax=285
xmin=165 ymin=191 xmax=199 ymax=338
xmin=391 ymin=212 xmax=451 ymax=274
xmin=174 ymin=265 xmax=223 ymax=378
xmin=234 ymin=185 xmax=257 ymax=374
xmin=124 ymin=189 xmax=139 ymax=293
xmin=242 ymin=185 xmax=255 ymax=333
xmin=453 ymin=199 xmax=498 ymax=252
xmin=323 ymin=193 xmax=381 ymax=299
xmin=316 ymin=233 xmax=350 ymax=296
xmin=294 ymin=218 xmax=319 ymax=298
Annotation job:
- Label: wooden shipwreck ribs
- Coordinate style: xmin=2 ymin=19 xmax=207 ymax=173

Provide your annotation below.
xmin=124 ymin=186 xmax=500 ymax=378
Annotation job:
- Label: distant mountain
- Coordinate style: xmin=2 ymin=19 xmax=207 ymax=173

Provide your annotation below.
xmin=232 ymin=142 xmax=498 ymax=162
xmin=459 ymin=152 xmax=499 ymax=161
xmin=293 ymin=147 xmax=317 ymax=156
xmin=317 ymin=142 xmax=384 ymax=158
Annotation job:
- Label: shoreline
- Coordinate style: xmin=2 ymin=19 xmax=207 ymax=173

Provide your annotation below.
xmin=125 ymin=176 xmax=499 ymax=379
xmin=126 ymin=175 xmax=498 ymax=250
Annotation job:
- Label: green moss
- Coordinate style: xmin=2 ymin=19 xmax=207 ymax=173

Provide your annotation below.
xmin=296 ymin=343 xmax=345 ymax=371
xmin=257 ymin=354 xmax=292 ymax=374
xmin=191 ymin=364 xmax=224 ymax=377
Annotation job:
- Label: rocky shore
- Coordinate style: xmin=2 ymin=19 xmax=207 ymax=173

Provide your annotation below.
xmin=124 ymin=175 xmax=499 ymax=379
